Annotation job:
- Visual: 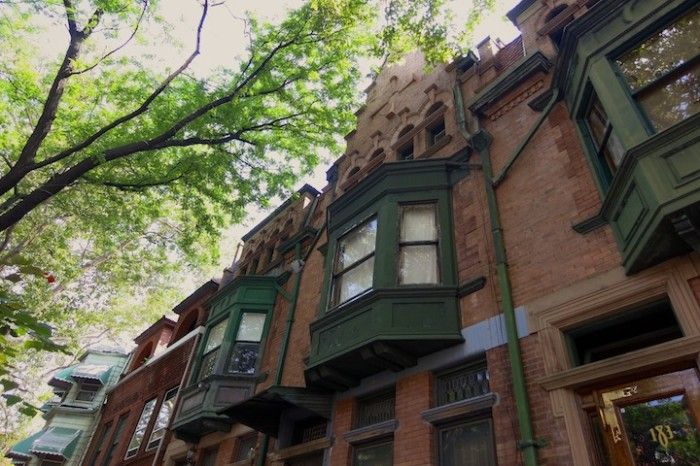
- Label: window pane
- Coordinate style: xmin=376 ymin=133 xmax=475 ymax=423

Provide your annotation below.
xmin=126 ymin=398 xmax=157 ymax=458
xmin=353 ymin=441 xmax=393 ymax=466
xmin=335 ymin=256 xmax=374 ymax=303
xmin=399 ymin=245 xmax=438 ymax=285
xmin=204 ymin=320 xmax=227 ymax=353
xmin=616 ymin=8 xmax=699 ymax=92
xmin=586 ymin=97 xmax=609 ymax=150
xmin=198 ymin=348 xmax=220 ymax=380
xmin=234 ymin=435 xmax=257 ymax=461
xmin=236 ymin=313 xmax=266 ymax=341
xmin=637 ymin=61 xmax=700 ymax=131
xmin=400 ymin=205 xmax=437 ymax=242
xmin=440 ymin=419 xmax=495 ymax=466
xmin=336 ymin=219 xmax=377 ymax=272
xmin=147 ymin=388 xmax=178 ymax=450
xmin=227 ymin=342 xmax=260 ymax=374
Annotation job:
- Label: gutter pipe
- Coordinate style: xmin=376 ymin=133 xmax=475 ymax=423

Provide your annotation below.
xmin=453 ymin=82 xmax=559 ymax=466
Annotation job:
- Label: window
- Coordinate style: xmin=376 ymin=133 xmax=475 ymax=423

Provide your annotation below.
xmin=436 ymin=363 xmax=490 ymax=407
xmin=234 ymin=433 xmax=257 ymax=461
xmin=438 ymin=418 xmax=496 ymax=466
xmin=76 ymin=383 xmax=100 ymax=402
xmin=202 ymin=448 xmax=219 ymax=466
xmin=290 ymin=418 xmax=328 ymax=445
xmin=103 ymin=414 xmax=128 ymax=466
xmin=355 ymin=390 xmax=395 ymax=428
xmin=566 ymin=298 xmax=682 ymax=366
xmin=398 ymin=204 xmax=439 ymax=285
xmin=331 ymin=217 xmax=377 ymax=306
xmin=227 ymin=312 xmax=266 ymax=374
xmin=146 ymin=388 xmax=178 ymax=451
xmin=615 ymin=7 xmax=699 ymax=132
xmin=198 ymin=319 xmax=227 ymax=380
xmin=583 ymin=93 xmax=625 ymax=184
xmin=428 ymin=119 xmax=446 ymax=147
xmin=125 ymin=398 xmax=157 ymax=459
xmin=352 ymin=439 xmax=393 ymax=466
xmin=286 ymin=452 xmax=324 ymax=466
xmin=397 ymin=143 xmax=414 ymax=160
xmin=88 ymin=422 xmax=111 ymax=466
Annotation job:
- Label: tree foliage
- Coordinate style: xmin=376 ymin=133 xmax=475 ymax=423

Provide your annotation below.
xmin=0 ymin=0 xmax=496 ymax=451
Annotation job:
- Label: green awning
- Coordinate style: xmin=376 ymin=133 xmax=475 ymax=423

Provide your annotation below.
xmin=6 ymin=430 xmax=44 ymax=460
xmin=48 ymin=366 xmax=76 ymax=389
xmin=71 ymin=363 xmax=113 ymax=384
xmin=29 ymin=427 xmax=81 ymax=459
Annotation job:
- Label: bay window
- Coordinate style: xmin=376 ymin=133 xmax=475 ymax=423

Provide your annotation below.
xmin=331 ymin=217 xmax=377 ymax=306
xmin=227 ymin=312 xmax=266 ymax=374
xmin=583 ymin=94 xmax=625 ymax=184
xmin=614 ymin=7 xmax=699 ymax=133
xmin=398 ymin=204 xmax=439 ymax=285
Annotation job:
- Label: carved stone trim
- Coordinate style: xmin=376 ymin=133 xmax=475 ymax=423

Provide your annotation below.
xmin=421 ymin=393 xmax=497 ymax=424
xmin=342 ymin=419 xmax=397 ymax=445
xmin=540 ymin=335 xmax=700 ymax=391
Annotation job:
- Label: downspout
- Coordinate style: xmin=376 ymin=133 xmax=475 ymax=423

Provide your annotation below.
xmin=453 ymin=83 xmax=558 ymax=466
xmin=257 ymin=197 xmax=323 ymax=466
xmin=151 ymin=328 xmax=203 ymax=466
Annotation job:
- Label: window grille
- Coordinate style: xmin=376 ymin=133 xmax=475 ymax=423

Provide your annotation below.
xmin=356 ymin=390 xmax=395 ymax=428
xmin=300 ymin=421 xmax=327 ymax=443
xmin=437 ymin=364 xmax=490 ymax=406
xmin=234 ymin=434 xmax=257 ymax=461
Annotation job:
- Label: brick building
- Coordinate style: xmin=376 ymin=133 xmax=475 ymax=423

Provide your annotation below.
xmin=81 ymin=0 xmax=700 ymax=465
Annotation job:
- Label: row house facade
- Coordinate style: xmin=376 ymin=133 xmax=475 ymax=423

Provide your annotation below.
xmin=73 ymin=0 xmax=700 ymax=465
xmin=6 ymin=348 xmax=128 ymax=466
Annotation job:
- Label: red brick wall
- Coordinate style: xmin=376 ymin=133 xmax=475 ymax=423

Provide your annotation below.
xmin=394 ymin=372 xmax=435 ymax=466
xmin=85 ymin=337 xmax=195 ymax=466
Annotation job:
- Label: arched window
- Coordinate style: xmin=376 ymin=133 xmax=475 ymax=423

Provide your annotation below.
xmin=370 ymin=148 xmax=385 ymax=159
xmin=426 ymin=103 xmax=446 ymax=148
xmin=131 ymin=342 xmax=154 ymax=371
xmin=347 ymin=166 xmax=360 ymax=178
xmin=426 ymin=102 xmax=444 ymax=117
xmin=172 ymin=310 xmax=198 ymax=343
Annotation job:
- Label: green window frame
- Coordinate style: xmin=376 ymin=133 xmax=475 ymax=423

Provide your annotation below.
xmin=613 ymin=6 xmax=699 ymax=133
xmin=397 ymin=203 xmax=440 ymax=285
xmin=197 ymin=318 xmax=228 ymax=381
xmin=226 ymin=311 xmax=267 ymax=375
xmin=330 ymin=216 xmax=378 ymax=307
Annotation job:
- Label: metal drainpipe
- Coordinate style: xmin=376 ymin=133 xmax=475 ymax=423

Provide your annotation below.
xmin=453 ymin=83 xmax=558 ymax=466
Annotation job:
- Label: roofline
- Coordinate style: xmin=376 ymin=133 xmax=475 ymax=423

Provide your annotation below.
xmin=507 ymin=0 xmax=537 ymax=23
xmin=241 ymin=184 xmax=321 ymax=242
xmin=172 ymin=280 xmax=219 ymax=315
xmin=133 ymin=315 xmax=176 ymax=345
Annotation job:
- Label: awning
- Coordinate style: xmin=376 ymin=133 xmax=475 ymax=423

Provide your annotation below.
xmin=47 ymin=366 xmax=76 ymax=389
xmin=218 ymin=386 xmax=332 ymax=436
xmin=6 ymin=430 xmax=44 ymax=460
xmin=29 ymin=427 xmax=81 ymax=459
xmin=71 ymin=363 xmax=113 ymax=384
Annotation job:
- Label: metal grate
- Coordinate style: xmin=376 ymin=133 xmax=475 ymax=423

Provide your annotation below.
xmin=198 ymin=349 xmax=219 ymax=380
xmin=356 ymin=390 xmax=395 ymax=428
xmin=437 ymin=364 xmax=490 ymax=406
xmin=301 ymin=420 xmax=327 ymax=443
xmin=234 ymin=434 xmax=257 ymax=461
xmin=227 ymin=342 xmax=260 ymax=374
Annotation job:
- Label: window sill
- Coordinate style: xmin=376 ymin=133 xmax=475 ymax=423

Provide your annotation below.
xmin=343 ymin=419 xmax=397 ymax=445
xmin=421 ymin=393 xmax=497 ymax=424
xmin=271 ymin=437 xmax=332 ymax=461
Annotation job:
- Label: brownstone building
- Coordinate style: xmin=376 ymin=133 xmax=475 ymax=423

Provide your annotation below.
xmin=83 ymin=0 xmax=700 ymax=465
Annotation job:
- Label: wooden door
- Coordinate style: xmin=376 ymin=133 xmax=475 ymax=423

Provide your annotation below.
xmin=592 ymin=369 xmax=700 ymax=466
